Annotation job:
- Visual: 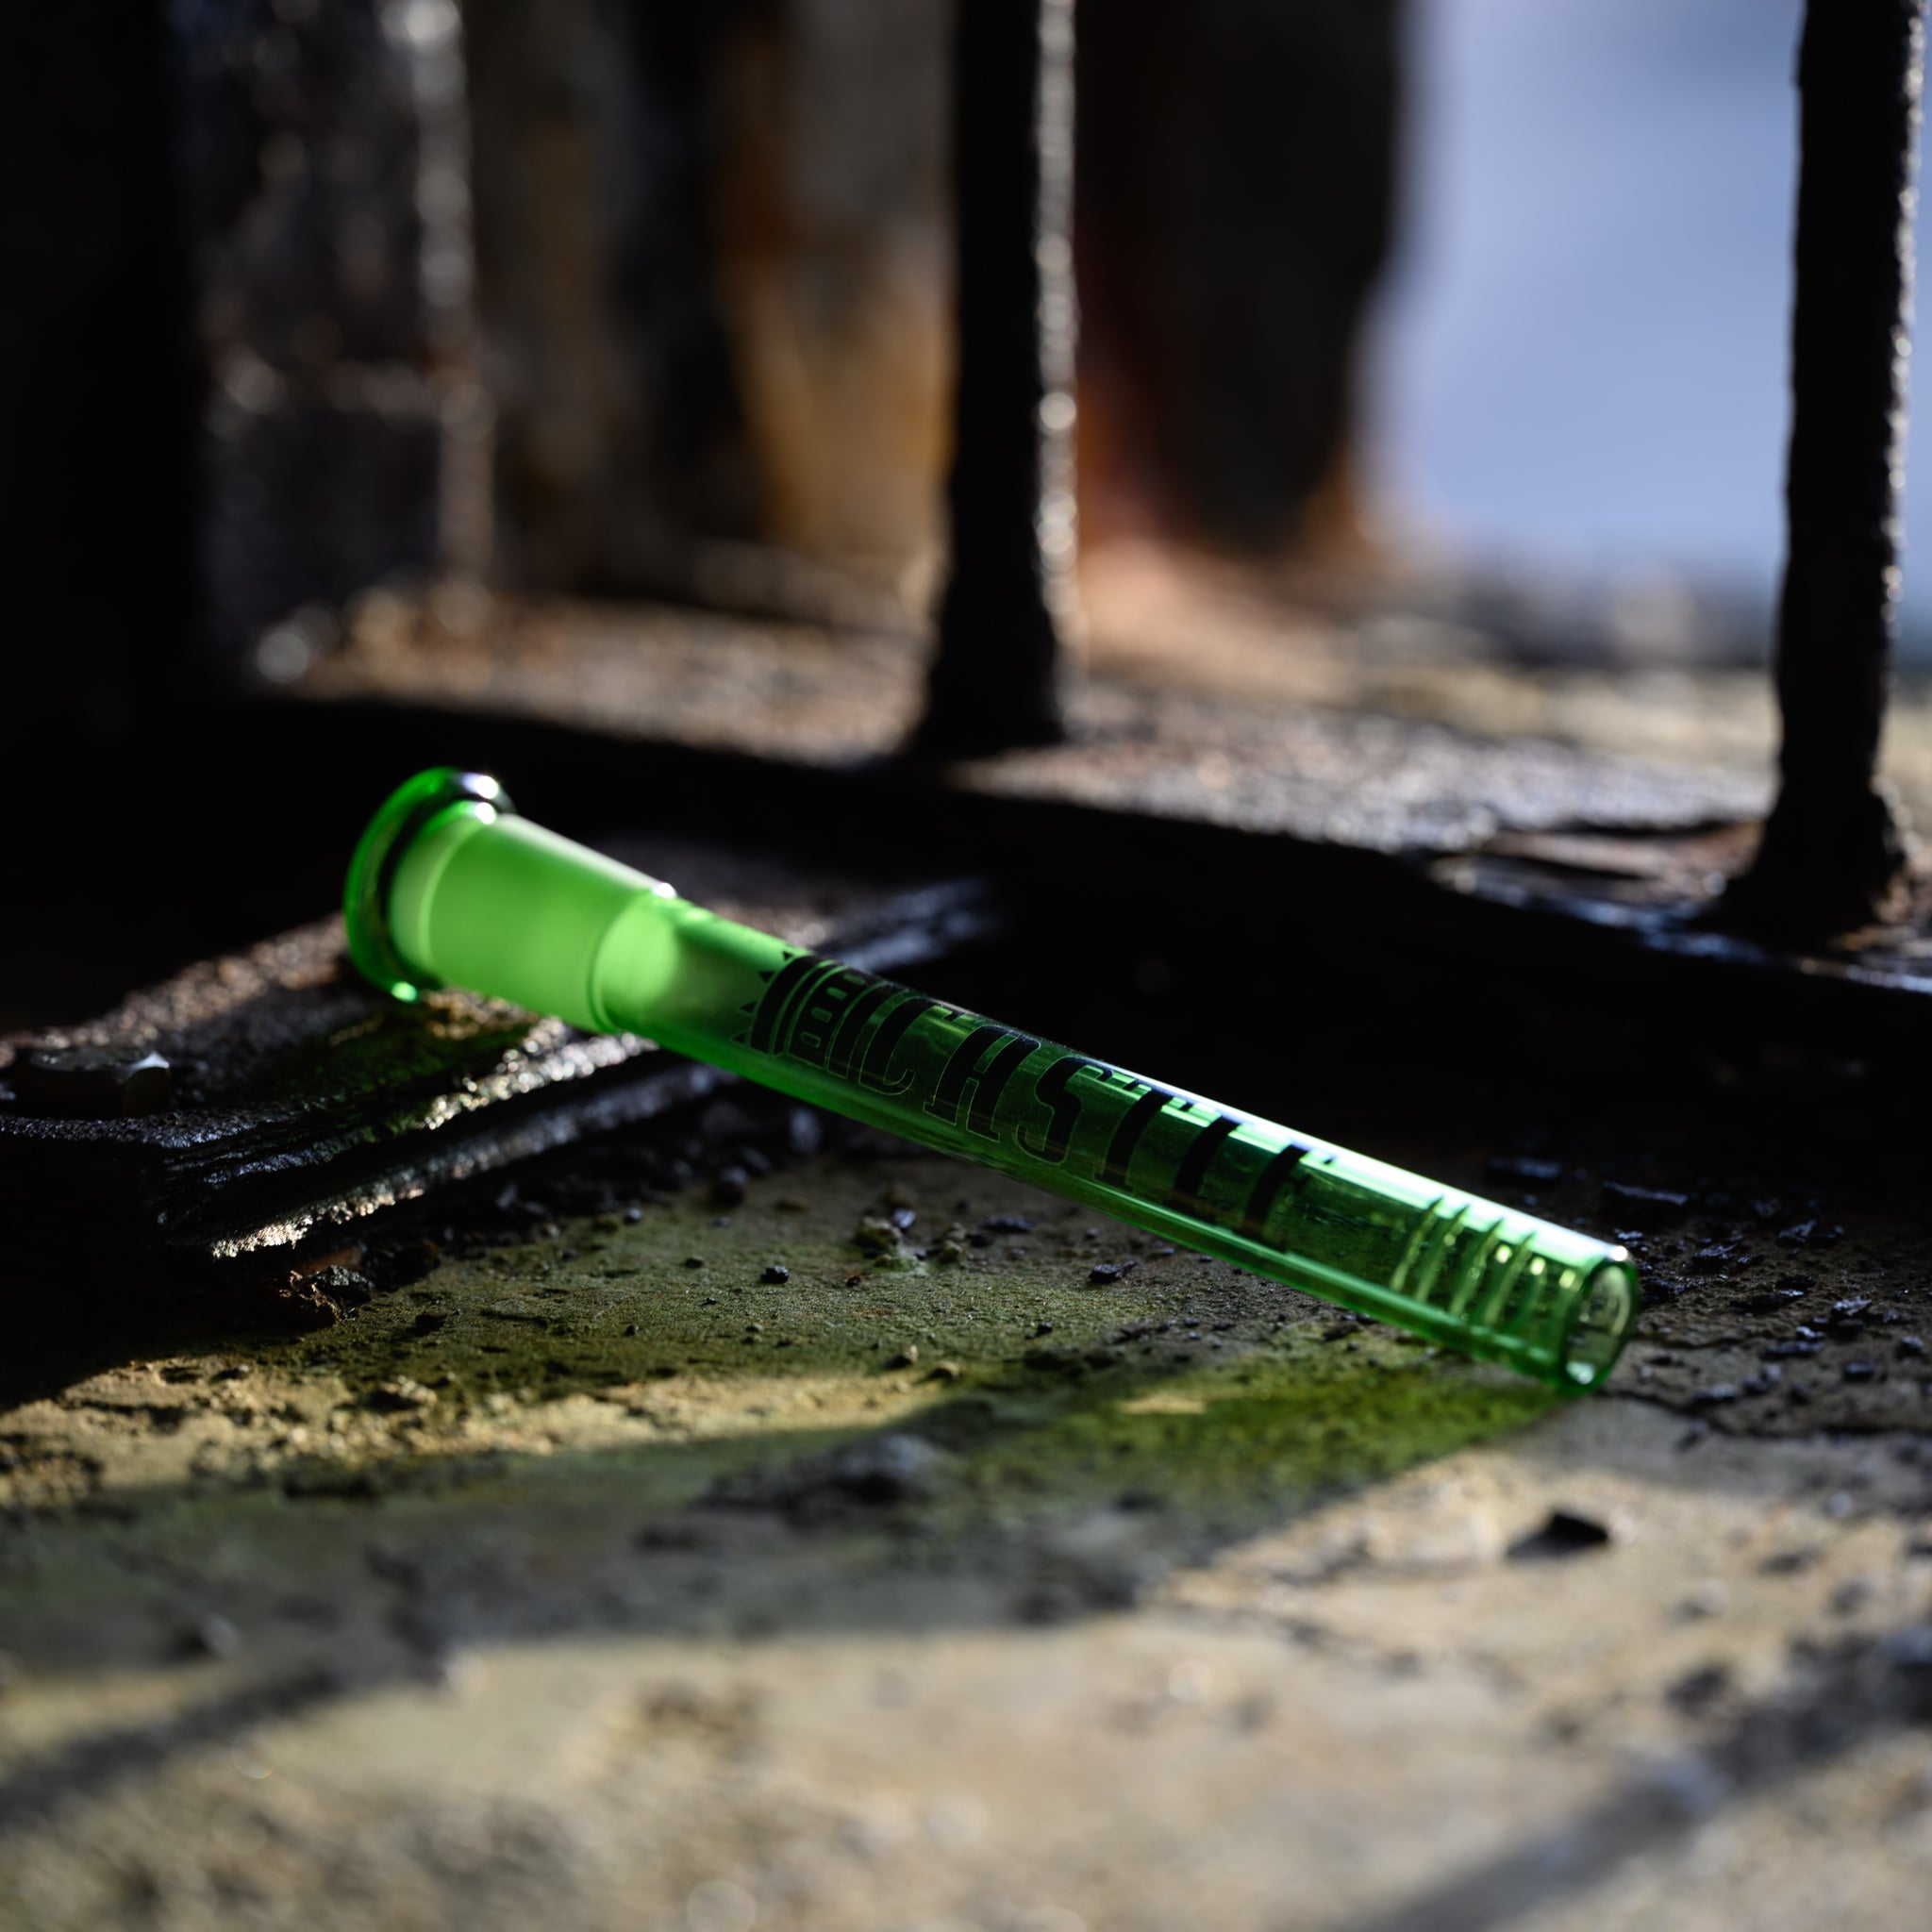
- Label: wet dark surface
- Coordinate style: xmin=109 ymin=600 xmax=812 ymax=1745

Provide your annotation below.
xmin=0 ymin=849 xmax=993 ymax=1279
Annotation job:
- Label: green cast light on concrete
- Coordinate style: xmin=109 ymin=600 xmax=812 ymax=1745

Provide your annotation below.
xmin=345 ymin=769 xmax=1638 ymax=1391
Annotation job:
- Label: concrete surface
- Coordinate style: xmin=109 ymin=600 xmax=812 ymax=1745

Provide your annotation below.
xmin=12 ymin=561 xmax=1932 ymax=1929
xmin=4 ymin=1117 xmax=1930 ymax=1932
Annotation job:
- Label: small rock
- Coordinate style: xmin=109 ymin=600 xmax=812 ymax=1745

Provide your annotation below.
xmin=884 ymin=1345 xmax=920 ymax=1370
xmin=1842 ymin=1360 xmax=1879 ymax=1382
xmin=854 ymin=1213 xmax=918 ymax=1269
xmin=1778 ymin=1219 xmax=1843 ymax=1251
xmin=1600 ymin=1181 xmax=1690 ymax=1227
xmin=268 ymin=1280 xmax=343 ymax=1332
xmin=1089 ymin=1262 xmax=1131 ymax=1285
xmin=709 ymin=1167 xmax=749 ymax=1208
xmin=1508 ymin=1510 xmax=1614 ymax=1559
xmin=1487 ymin=1155 xmax=1562 ymax=1185
xmin=760 ymin=1265 xmax=791 ymax=1285
xmin=1739 ymin=1289 xmax=1807 ymax=1313
xmin=923 ymin=1361 xmax=963 ymax=1384
xmin=308 ymin=1265 xmax=374 ymax=1308
xmin=981 ymin=1214 xmax=1033 ymax=1235
xmin=929 ymin=1224 xmax=971 ymax=1266
xmin=683 ymin=1257 xmax=707 ymax=1270
xmin=854 ymin=1213 xmax=906 ymax=1254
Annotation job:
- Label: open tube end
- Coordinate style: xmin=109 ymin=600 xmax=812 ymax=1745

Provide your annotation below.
xmin=1557 ymin=1257 xmax=1640 ymax=1391
xmin=343 ymin=768 xmax=513 ymax=1001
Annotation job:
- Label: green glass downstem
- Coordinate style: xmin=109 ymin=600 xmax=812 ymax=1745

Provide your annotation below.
xmin=345 ymin=769 xmax=1638 ymax=1391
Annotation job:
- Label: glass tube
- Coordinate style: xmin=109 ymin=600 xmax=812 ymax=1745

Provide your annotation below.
xmin=346 ymin=769 xmax=1638 ymax=1391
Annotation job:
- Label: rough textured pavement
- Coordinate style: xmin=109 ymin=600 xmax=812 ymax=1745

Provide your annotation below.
xmin=5 ymin=1089 xmax=1932 ymax=1932
xmin=10 ymin=575 xmax=1932 ymax=1929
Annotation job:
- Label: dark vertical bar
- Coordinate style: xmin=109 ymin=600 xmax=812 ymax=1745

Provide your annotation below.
xmin=910 ymin=0 xmax=1070 ymax=758
xmin=1239 ymin=1142 xmax=1311 ymax=1242
xmin=1102 ymin=1086 xmax=1172 ymax=1187
xmin=1730 ymin=1 xmax=1924 ymax=936
xmin=1171 ymin=1113 xmax=1241 ymax=1215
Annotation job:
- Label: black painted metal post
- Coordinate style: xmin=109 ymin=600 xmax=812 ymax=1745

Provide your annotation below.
xmin=912 ymin=0 xmax=1074 ymax=758
xmin=1731 ymin=0 xmax=1925 ymax=935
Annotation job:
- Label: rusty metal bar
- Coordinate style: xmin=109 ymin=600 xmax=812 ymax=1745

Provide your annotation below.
xmin=911 ymin=0 xmax=1071 ymax=758
xmin=1730 ymin=0 xmax=1925 ymax=935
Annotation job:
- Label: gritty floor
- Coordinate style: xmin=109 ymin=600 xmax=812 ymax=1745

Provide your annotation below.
xmin=4 ymin=1080 xmax=1932 ymax=1932
xmin=9 ymin=564 xmax=1932 ymax=1929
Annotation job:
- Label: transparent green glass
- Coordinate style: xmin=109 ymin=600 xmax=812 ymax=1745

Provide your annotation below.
xmin=345 ymin=769 xmax=1638 ymax=1391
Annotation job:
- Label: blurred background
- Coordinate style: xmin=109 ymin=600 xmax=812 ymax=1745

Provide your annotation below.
xmin=1376 ymin=0 xmax=1908 ymax=629
xmin=13 ymin=0 xmax=1891 ymax=705
xmin=10 ymin=0 xmax=1925 ymax=1024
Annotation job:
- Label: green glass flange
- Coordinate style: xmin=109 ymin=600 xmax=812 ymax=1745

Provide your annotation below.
xmin=342 ymin=767 xmax=512 ymax=1002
